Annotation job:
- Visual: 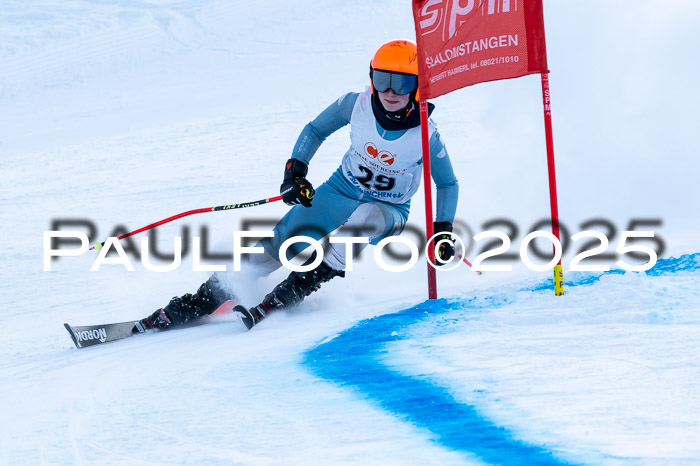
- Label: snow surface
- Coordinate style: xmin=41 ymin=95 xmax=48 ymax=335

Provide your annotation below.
xmin=2 ymin=1 xmax=700 ymax=464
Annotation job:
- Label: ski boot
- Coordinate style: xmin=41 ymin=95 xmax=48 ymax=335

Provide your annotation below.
xmin=139 ymin=275 xmax=231 ymax=331
xmin=135 ymin=308 xmax=172 ymax=333
xmin=234 ymin=261 xmax=344 ymax=330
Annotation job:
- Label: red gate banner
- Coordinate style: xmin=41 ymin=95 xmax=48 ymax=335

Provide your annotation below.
xmin=412 ymin=0 xmax=548 ymax=99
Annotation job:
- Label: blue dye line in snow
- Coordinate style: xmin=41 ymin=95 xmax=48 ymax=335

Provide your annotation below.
xmin=526 ymin=252 xmax=699 ymax=292
xmin=302 ymin=253 xmax=698 ymax=464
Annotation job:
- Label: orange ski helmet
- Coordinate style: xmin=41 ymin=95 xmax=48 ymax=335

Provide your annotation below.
xmin=370 ymin=39 xmax=420 ymax=102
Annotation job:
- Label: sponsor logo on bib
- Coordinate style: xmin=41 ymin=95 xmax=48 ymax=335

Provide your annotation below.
xmin=364 ymin=142 xmax=396 ymax=166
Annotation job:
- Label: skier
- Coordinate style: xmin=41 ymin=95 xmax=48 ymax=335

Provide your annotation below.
xmin=138 ymin=39 xmax=459 ymax=331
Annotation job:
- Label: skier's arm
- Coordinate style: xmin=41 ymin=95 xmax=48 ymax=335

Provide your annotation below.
xmin=291 ymin=92 xmax=359 ymax=164
xmin=430 ymin=130 xmax=459 ymax=224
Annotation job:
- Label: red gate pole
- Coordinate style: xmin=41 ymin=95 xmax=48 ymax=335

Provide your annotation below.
xmin=540 ymin=73 xmax=564 ymax=296
xmin=419 ymin=100 xmax=437 ymax=299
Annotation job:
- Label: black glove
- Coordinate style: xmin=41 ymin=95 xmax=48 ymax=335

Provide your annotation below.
xmin=433 ymin=221 xmax=455 ymax=266
xmin=280 ymin=158 xmax=315 ymax=207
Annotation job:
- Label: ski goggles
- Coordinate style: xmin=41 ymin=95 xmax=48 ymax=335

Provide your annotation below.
xmin=371 ymin=69 xmax=418 ymax=95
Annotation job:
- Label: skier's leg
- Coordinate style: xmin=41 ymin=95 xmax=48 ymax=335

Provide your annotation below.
xmin=234 ymin=256 xmax=345 ymax=329
xmin=143 ymin=178 xmax=357 ymax=330
xmin=234 ymin=178 xmax=361 ymax=328
xmin=236 ymin=200 xmax=407 ymax=329
xmin=141 ymin=272 xmax=233 ymax=330
xmin=146 ymin=174 xmax=364 ymax=331
xmin=323 ymin=201 xmax=408 ymax=271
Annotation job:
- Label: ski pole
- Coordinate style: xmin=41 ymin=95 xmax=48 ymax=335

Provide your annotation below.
xmin=90 ymin=195 xmax=283 ymax=250
xmin=457 ymin=253 xmax=483 ymax=275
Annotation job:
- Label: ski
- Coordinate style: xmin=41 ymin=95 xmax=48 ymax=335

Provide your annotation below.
xmin=64 ymin=321 xmax=144 ymax=349
xmin=64 ymin=301 xmax=238 ymax=349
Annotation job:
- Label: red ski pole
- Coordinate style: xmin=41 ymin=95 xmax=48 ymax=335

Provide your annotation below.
xmin=90 ymin=195 xmax=283 ymax=250
xmin=456 ymin=253 xmax=483 ymax=275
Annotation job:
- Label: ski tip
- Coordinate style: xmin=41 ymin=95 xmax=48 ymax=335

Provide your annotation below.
xmin=63 ymin=323 xmax=81 ymax=349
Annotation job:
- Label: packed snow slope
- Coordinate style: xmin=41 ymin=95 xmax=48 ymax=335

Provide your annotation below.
xmin=2 ymin=1 xmax=700 ymax=465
